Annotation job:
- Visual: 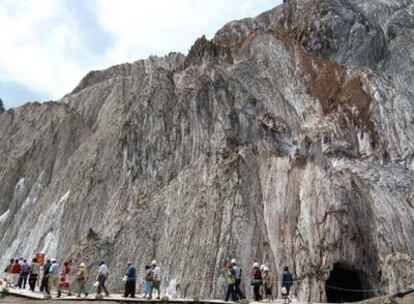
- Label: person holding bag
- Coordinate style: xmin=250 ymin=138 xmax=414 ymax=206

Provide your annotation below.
xmin=76 ymin=263 xmax=89 ymax=298
xmin=251 ymin=262 xmax=263 ymax=301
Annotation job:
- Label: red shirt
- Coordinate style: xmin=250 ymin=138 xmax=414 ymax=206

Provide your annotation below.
xmin=11 ymin=263 xmax=22 ymax=274
xmin=64 ymin=265 xmax=71 ymax=275
xmin=252 ymin=268 xmax=262 ymax=280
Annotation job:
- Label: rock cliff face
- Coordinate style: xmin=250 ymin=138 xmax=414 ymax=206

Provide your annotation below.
xmin=1 ymin=0 xmax=413 ymax=302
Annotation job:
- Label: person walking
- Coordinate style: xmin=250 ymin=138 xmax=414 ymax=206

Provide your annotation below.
xmin=251 ymin=262 xmax=263 ymax=301
xmin=225 ymin=263 xmax=237 ymax=302
xmin=263 ymin=267 xmax=274 ymax=300
xmin=28 ymin=257 xmax=40 ymax=292
xmin=149 ymin=260 xmax=161 ymax=300
xmin=60 ymin=261 xmax=72 ymax=295
xmin=18 ymin=259 xmax=30 ymax=289
xmin=281 ymin=266 xmax=293 ymax=304
xmin=4 ymin=259 xmax=14 ymax=287
xmin=75 ymin=263 xmax=88 ymax=297
xmin=123 ymin=262 xmax=137 ymax=298
xmin=143 ymin=265 xmax=154 ymax=299
xmin=231 ymin=259 xmax=245 ymax=300
xmin=48 ymin=259 xmax=61 ymax=298
xmin=96 ymin=261 xmax=110 ymax=297
xmin=40 ymin=259 xmax=52 ymax=294
xmin=10 ymin=259 xmax=22 ymax=287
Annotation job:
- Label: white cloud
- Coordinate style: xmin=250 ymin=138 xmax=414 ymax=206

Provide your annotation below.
xmin=0 ymin=0 xmax=103 ymax=103
xmin=95 ymin=0 xmax=279 ymax=63
xmin=0 ymin=0 xmax=281 ymax=107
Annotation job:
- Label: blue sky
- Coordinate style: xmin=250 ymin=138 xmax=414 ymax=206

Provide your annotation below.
xmin=0 ymin=0 xmax=281 ymax=109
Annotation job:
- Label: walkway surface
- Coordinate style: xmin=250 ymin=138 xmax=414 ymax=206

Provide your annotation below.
xmin=1 ymin=286 xmax=288 ymax=303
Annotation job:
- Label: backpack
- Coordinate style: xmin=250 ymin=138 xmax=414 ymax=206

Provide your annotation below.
xmin=145 ymin=270 xmax=154 ymax=282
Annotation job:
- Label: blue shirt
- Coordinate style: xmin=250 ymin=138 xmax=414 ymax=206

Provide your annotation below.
xmin=281 ymin=270 xmax=293 ymax=288
xmin=21 ymin=262 xmax=30 ymax=273
xmin=126 ymin=266 xmax=137 ymax=280
xmin=49 ymin=263 xmax=60 ymax=275
xmin=233 ymin=266 xmax=242 ymax=279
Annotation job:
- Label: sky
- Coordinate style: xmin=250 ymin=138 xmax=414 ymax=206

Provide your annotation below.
xmin=0 ymin=0 xmax=282 ymax=109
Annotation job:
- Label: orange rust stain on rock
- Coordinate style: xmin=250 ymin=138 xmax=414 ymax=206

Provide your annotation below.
xmin=234 ymin=27 xmax=377 ymax=142
xmin=289 ymin=38 xmax=375 ymax=134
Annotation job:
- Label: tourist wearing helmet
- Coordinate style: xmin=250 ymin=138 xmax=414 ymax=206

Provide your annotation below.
xmin=231 ymin=258 xmax=245 ymax=299
xmin=251 ymin=262 xmax=263 ymax=301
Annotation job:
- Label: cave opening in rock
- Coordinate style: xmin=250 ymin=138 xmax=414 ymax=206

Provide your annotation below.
xmin=325 ymin=263 xmax=374 ymax=303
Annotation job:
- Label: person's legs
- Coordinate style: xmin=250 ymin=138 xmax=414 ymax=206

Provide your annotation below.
xmin=57 ymin=279 xmax=62 ymax=297
xmin=235 ymin=279 xmax=244 ymax=299
xmin=28 ymin=275 xmax=34 ymax=291
xmin=254 ymin=283 xmax=261 ymax=301
xmin=53 ymin=276 xmax=61 ymax=297
xmin=67 ymin=280 xmax=72 ymax=296
xmin=48 ymin=277 xmax=52 ymax=295
xmin=49 ymin=276 xmax=59 ymax=297
xmin=265 ymin=287 xmax=272 ymax=300
xmin=149 ymin=282 xmax=153 ymax=299
xmin=23 ymin=274 xmax=28 ymax=289
xmin=77 ymin=280 xmax=81 ymax=297
xmin=18 ymin=274 xmax=23 ymax=288
xmin=146 ymin=282 xmax=153 ymax=298
xmin=39 ymin=277 xmax=44 ymax=292
xmin=225 ymin=284 xmax=231 ymax=301
xmin=124 ymin=281 xmax=128 ymax=297
xmin=97 ymin=277 xmax=102 ymax=295
xmin=13 ymin=274 xmax=19 ymax=287
xmin=33 ymin=274 xmax=38 ymax=291
xmin=131 ymin=280 xmax=136 ymax=297
xmin=124 ymin=281 xmax=133 ymax=297
xmin=156 ymin=280 xmax=161 ymax=299
xmin=102 ymin=276 xmax=109 ymax=296
xmin=45 ymin=277 xmax=50 ymax=294
xmin=230 ymin=284 xmax=237 ymax=301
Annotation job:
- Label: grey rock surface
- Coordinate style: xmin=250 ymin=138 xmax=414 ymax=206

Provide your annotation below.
xmin=0 ymin=0 xmax=413 ymax=302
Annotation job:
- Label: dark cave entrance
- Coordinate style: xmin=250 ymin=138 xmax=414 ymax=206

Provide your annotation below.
xmin=325 ymin=263 xmax=374 ymax=303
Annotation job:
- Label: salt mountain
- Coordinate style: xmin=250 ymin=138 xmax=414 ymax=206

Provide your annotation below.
xmin=1 ymin=0 xmax=413 ymax=302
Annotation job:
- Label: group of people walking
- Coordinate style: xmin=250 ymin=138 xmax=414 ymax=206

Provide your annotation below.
xmin=122 ymin=260 xmax=161 ymax=299
xmin=3 ymin=258 xmax=71 ymax=297
xmin=4 ymin=255 xmax=294 ymax=302
xmin=225 ymin=259 xmax=294 ymax=303
xmin=3 ymin=258 xmax=40 ymax=291
xmin=2 ymin=257 xmax=162 ymax=300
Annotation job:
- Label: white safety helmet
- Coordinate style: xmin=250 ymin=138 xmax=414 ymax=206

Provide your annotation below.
xmin=151 ymin=260 xmax=157 ymax=266
xmin=260 ymin=264 xmax=266 ymax=271
xmin=80 ymin=263 xmax=85 ymax=267
xmin=231 ymin=259 xmax=237 ymax=264
xmin=264 ymin=267 xmax=270 ymax=272
xmin=253 ymin=262 xmax=259 ymax=268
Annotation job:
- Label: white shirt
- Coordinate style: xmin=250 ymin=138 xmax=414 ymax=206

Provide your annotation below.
xmin=153 ymin=266 xmax=161 ymax=281
xmin=98 ymin=264 xmax=109 ymax=275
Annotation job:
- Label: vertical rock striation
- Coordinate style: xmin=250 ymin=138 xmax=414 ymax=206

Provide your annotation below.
xmin=0 ymin=0 xmax=413 ymax=302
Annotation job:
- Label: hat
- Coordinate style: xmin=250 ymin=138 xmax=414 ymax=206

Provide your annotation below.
xmin=80 ymin=263 xmax=86 ymax=268
xmin=264 ymin=267 xmax=269 ymax=272
xmin=151 ymin=260 xmax=157 ymax=266
xmin=231 ymin=259 xmax=237 ymax=264
xmin=260 ymin=264 xmax=266 ymax=270
xmin=253 ymin=262 xmax=259 ymax=268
